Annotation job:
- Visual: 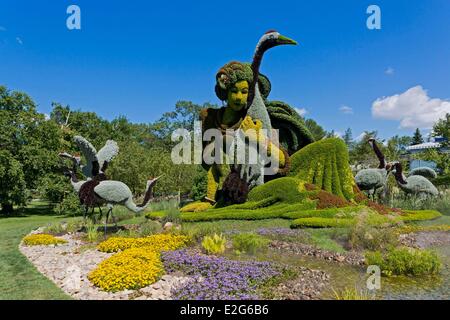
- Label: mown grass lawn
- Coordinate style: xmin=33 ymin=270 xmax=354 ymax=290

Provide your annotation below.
xmin=0 ymin=201 xmax=71 ymax=300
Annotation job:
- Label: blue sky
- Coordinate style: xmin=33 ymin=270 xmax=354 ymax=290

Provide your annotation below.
xmin=1 ymin=0 xmax=449 ymax=141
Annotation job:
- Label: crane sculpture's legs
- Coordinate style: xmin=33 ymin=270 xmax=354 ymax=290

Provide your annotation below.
xmin=104 ymin=205 xmax=114 ymax=234
xmin=83 ymin=206 xmax=88 ymax=222
xmin=96 ymin=206 xmax=103 ymax=224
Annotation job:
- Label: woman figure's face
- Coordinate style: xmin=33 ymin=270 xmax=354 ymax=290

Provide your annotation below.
xmin=227 ymin=80 xmax=249 ymax=112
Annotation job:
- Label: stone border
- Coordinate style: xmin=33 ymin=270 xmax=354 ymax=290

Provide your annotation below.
xmin=19 ymin=229 xmax=189 ymax=300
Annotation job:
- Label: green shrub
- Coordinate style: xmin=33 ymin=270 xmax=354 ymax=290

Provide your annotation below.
xmin=54 ymin=192 xmax=83 ymax=216
xmin=365 ymin=247 xmax=441 ymax=276
xmin=161 ymin=207 xmax=181 ymax=225
xmin=112 ymin=207 xmax=135 ymax=222
xmin=191 ymin=167 xmax=208 ymax=201
xmin=65 ymin=218 xmax=84 ymax=233
xmin=349 ymin=212 xmax=398 ymax=251
xmin=232 ymin=233 xmax=269 ymax=255
xmin=201 ymin=233 xmax=226 ymax=255
xmin=86 ymin=222 xmax=100 ymax=242
xmin=139 ymin=220 xmax=162 ymax=237
xmin=180 ymin=223 xmax=222 ymax=242
xmin=432 ymin=175 xmax=450 ymax=187
xmin=291 ymin=217 xmax=355 ymax=229
xmin=43 ymin=221 xmax=66 ymax=235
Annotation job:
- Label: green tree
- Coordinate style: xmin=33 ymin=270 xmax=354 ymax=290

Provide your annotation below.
xmin=432 ymin=113 xmax=450 ymax=147
xmin=342 ymin=128 xmax=354 ymax=150
xmin=411 ymin=128 xmax=424 ymax=145
xmin=0 ymin=86 xmax=63 ymax=214
xmin=349 ymin=131 xmax=384 ymax=166
xmin=303 ymin=118 xmax=326 ymax=140
xmin=384 ymin=135 xmax=412 ymax=161
xmin=149 ymin=101 xmax=218 ymax=149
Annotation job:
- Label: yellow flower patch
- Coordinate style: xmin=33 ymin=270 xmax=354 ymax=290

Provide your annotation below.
xmin=88 ymin=248 xmax=164 ymax=292
xmin=97 ymin=234 xmax=190 ymax=253
xmin=22 ymin=234 xmax=67 ymax=246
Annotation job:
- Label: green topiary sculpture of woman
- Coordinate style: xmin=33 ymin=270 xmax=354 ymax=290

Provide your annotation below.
xmin=181 ymin=31 xmax=357 ymax=212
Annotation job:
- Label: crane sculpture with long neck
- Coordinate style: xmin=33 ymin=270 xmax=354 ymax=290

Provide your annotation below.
xmin=354 ymin=138 xmax=393 ymax=200
xmin=247 ymin=30 xmax=297 ymax=135
xmin=390 ymin=162 xmax=438 ymax=198
xmin=240 ymin=31 xmax=297 ymax=188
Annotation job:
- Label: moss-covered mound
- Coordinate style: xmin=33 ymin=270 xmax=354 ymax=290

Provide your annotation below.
xmin=289 ymin=138 xmax=356 ymax=201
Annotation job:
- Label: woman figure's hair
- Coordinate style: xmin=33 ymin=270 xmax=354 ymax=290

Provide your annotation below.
xmin=215 ymin=61 xmax=271 ymax=102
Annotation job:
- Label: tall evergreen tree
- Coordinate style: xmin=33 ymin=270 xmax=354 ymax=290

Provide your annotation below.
xmin=411 ymin=128 xmax=424 ymax=145
xmin=343 ymin=128 xmax=353 ymax=149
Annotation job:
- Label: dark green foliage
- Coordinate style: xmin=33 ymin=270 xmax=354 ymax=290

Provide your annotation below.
xmin=289 ymin=138 xmax=355 ymax=200
xmin=304 ymin=118 xmax=327 ymax=141
xmin=432 ymin=175 xmax=450 ymax=187
xmin=411 ymin=128 xmax=424 ymax=145
xmin=0 ymin=150 xmax=27 ymax=213
xmin=53 ymin=193 xmax=83 ymax=216
xmin=0 ymin=86 xmax=62 ymax=213
xmin=365 ymin=247 xmax=441 ymax=276
xmin=191 ymin=167 xmax=208 ymax=201
xmin=266 ymin=101 xmax=315 ymax=154
xmin=432 ymin=113 xmax=450 ymax=148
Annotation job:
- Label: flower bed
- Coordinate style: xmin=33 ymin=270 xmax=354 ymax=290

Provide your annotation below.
xmin=90 ymin=234 xmax=190 ymax=292
xmin=88 ymin=248 xmax=164 ymax=292
xmin=22 ymin=234 xmax=67 ymax=246
xmin=161 ymin=249 xmax=281 ymax=299
xmin=97 ymin=234 xmax=190 ymax=253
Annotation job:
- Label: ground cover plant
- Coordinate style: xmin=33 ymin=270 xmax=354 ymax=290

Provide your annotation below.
xmin=161 ymin=249 xmax=282 ymax=300
xmin=22 ymin=234 xmax=67 ymax=246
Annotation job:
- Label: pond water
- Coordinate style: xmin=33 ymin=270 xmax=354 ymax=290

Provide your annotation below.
xmin=228 ymin=244 xmax=450 ymax=300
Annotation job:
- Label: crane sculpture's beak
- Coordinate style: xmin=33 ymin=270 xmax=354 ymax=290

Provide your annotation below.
xmin=153 ymin=174 xmax=164 ymax=182
xmin=277 ymin=34 xmax=297 ymax=46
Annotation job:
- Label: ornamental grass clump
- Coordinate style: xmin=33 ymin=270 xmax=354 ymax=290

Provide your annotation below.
xmin=22 ymin=234 xmax=67 ymax=246
xmin=88 ymin=248 xmax=164 ymax=292
xmin=97 ymin=234 xmax=190 ymax=253
xmin=232 ymin=233 xmax=269 ymax=255
xmin=365 ymin=247 xmax=441 ymax=276
xmin=161 ymin=250 xmax=280 ymax=300
xmin=201 ymin=233 xmax=226 ymax=255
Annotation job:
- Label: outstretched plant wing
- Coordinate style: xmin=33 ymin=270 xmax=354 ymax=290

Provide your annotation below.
xmin=74 ymin=135 xmax=98 ymax=178
xmin=97 ymin=140 xmax=119 ymax=171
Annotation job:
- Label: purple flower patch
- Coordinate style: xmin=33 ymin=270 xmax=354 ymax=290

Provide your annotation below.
xmin=161 ymin=250 xmax=280 ymax=300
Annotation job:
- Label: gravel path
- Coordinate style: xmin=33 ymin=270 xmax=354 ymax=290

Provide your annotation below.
xmin=19 ymin=229 xmax=189 ymax=300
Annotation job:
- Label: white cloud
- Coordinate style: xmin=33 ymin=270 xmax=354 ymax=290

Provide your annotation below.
xmin=294 ymin=107 xmax=308 ymax=117
xmin=339 ymin=105 xmax=353 ymax=114
xmin=372 ymin=85 xmax=450 ymax=129
xmin=385 ymin=67 xmax=395 ymax=75
xmin=16 ymin=37 xmax=23 ymax=45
